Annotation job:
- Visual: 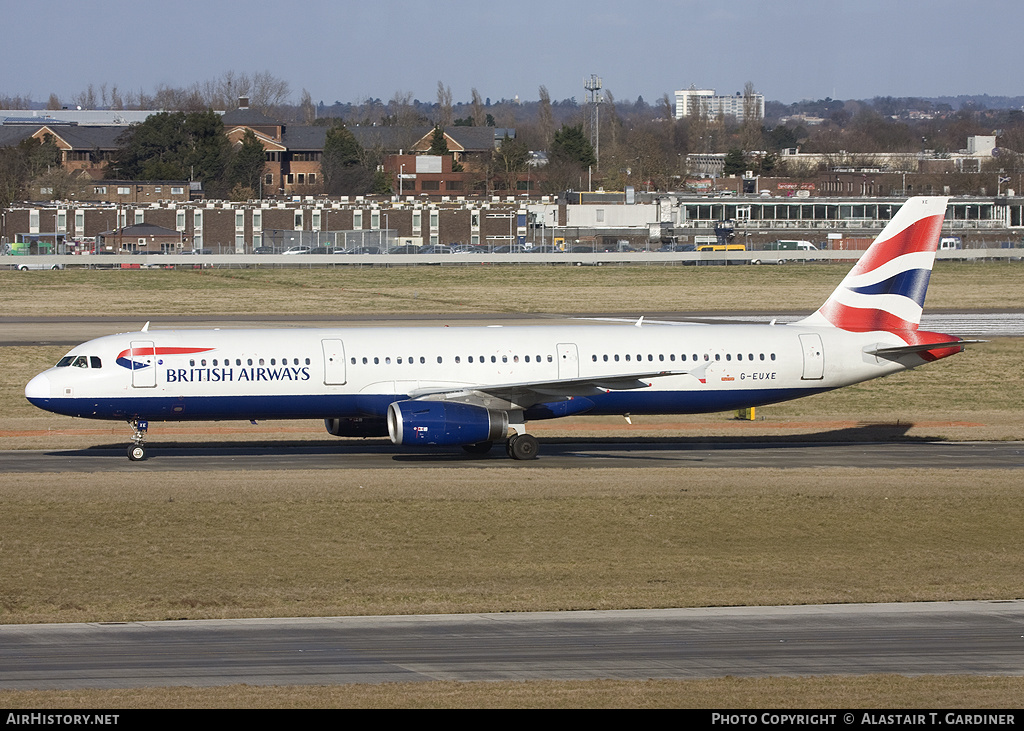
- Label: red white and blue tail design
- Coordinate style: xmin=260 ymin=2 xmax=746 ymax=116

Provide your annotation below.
xmin=798 ymin=196 xmax=949 ymax=332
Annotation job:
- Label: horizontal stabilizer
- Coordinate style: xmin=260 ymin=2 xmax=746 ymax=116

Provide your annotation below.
xmin=866 ymin=339 xmax=985 ymax=357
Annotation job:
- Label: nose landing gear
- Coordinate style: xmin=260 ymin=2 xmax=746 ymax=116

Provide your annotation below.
xmin=127 ymin=419 xmax=148 ymax=461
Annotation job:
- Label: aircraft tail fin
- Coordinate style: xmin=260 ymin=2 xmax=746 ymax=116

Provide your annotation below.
xmin=797 ymin=196 xmax=949 ymax=332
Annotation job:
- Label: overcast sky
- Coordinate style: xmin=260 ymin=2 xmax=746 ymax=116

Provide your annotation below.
xmin=3 ymin=0 xmax=1020 ymax=107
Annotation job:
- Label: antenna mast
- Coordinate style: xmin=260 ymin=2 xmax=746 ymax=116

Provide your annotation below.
xmin=584 ymin=74 xmax=602 ymax=168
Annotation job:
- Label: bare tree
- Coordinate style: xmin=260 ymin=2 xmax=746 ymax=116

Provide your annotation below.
xmin=603 ymin=90 xmax=623 ymax=152
xmin=0 ymin=94 xmax=33 ymax=109
xmin=152 ymin=84 xmax=206 ymax=112
xmin=660 ymin=93 xmax=674 ymax=121
xmin=740 ymin=81 xmax=763 ymax=152
xmin=471 ymin=88 xmax=485 ymax=127
xmin=537 ymin=85 xmax=554 ymax=148
xmin=436 ymin=81 xmax=453 ymax=127
xmin=249 ymin=71 xmax=291 ymax=114
xmin=198 ymin=71 xmax=290 ymax=113
xmin=299 ymin=89 xmax=316 ymax=124
xmin=74 ymin=84 xmax=97 ymax=109
xmin=388 ymin=90 xmax=419 ymax=127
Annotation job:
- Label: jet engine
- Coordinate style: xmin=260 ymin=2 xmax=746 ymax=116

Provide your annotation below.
xmin=387 ymin=400 xmax=508 ymax=446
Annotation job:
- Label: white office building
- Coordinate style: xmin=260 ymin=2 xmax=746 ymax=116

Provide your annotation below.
xmin=674 ymin=87 xmax=765 ymax=122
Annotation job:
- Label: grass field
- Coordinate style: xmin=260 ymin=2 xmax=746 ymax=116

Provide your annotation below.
xmin=2 ymin=262 xmax=1022 ymax=707
xmin=1 ymin=260 xmax=1021 ymax=315
xmin=2 ymin=467 xmax=1023 ymax=707
xmin=5 ymin=676 xmax=1024 ymax=709
xmin=4 ymin=468 xmax=1022 ymax=624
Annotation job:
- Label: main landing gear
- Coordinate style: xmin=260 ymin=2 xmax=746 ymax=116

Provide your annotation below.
xmin=503 ymin=411 xmax=539 ymax=460
xmin=505 ymin=433 xmax=539 ymax=460
xmin=459 ymin=434 xmax=539 ymax=460
xmin=127 ymin=419 xmax=148 ymax=461
xmin=459 ymin=409 xmax=540 ymax=461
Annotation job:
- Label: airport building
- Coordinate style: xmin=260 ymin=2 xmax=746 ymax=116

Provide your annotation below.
xmin=4 ymin=193 xmax=1022 ymax=255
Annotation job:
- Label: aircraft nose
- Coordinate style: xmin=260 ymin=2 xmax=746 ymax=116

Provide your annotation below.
xmin=25 ymin=372 xmax=51 ymax=401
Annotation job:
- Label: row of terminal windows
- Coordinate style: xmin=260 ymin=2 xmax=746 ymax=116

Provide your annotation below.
xmin=56 ymin=355 xmax=102 ymax=368
xmin=189 ymin=357 xmax=312 ymax=367
xmin=352 ymin=354 xmax=556 ymax=365
xmin=593 ymin=352 xmax=777 ymax=363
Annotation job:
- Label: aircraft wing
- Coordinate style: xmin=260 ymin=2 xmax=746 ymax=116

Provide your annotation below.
xmin=406 ymin=369 xmax=688 ymax=409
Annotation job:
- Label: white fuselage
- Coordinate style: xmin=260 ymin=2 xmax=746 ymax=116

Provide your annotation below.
xmin=25 ymin=321 xmax=914 ymax=424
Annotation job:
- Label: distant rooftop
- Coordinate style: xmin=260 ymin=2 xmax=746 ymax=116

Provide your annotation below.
xmin=0 ymin=109 xmax=161 ymax=126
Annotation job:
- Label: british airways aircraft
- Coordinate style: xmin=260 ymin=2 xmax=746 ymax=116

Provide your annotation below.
xmin=26 ymin=196 xmax=968 ymax=461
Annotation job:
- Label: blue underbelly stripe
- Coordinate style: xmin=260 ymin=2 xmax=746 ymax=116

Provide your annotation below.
xmin=29 ymin=386 xmax=830 ymax=422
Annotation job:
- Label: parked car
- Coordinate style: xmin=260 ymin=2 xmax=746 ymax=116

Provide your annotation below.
xmin=451 ymin=244 xmax=488 ymax=254
xmin=135 ymin=251 xmax=168 ymax=268
xmin=418 ymin=244 xmax=454 ymax=254
xmin=13 ymin=260 xmax=65 ymax=270
xmin=282 ymin=246 xmax=311 ymax=255
xmin=387 ymin=245 xmax=421 ymax=254
xmin=252 ymin=246 xmax=276 ymax=254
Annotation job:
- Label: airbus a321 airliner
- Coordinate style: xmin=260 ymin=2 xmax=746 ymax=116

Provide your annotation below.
xmin=26 ymin=196 xmax=970 ymax=461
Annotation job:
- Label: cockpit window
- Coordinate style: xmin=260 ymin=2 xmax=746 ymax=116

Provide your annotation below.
xmin=56 ymin=355 xmax=98 ymax=368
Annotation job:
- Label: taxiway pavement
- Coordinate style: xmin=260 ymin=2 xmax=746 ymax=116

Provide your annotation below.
xmin=2 ymin=601 xmax=1022 ymax=689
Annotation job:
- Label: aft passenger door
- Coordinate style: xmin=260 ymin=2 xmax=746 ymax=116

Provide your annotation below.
xmin=799 ymin=333 xmax=824 ymax=380
xmin=129 ymin=340 xmax=157 ymax=388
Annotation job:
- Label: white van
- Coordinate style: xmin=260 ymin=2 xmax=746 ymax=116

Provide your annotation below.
xmin=777 ymin=240 xmax=818 ymax=251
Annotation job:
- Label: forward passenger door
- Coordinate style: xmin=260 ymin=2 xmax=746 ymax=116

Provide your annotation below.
xmin=322 ymin=339 xmax=347 ymax=385
xmin=129 ymin=340 xmax=156 ymax=388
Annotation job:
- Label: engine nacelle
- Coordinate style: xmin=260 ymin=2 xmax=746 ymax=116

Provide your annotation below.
xmin=387 ymin=400 xmax=508 ymax=446
xmin=324 ymin=416 xmax=389 ymax=438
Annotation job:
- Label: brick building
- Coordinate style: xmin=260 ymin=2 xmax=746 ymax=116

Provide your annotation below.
xmin=1 ymin=197 xmax=536 ymax=253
